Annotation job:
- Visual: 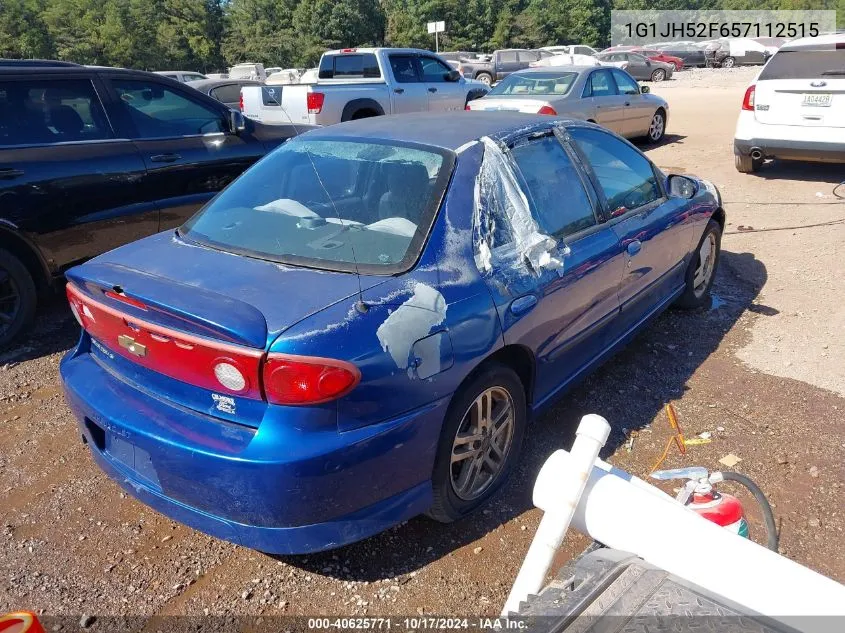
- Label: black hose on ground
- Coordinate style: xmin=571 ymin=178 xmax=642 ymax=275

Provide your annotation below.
xmin=719 ymin=471 xmax=779 ymax=552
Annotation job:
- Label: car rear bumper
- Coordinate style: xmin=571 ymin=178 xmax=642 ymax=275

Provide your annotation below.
xmin=60 ymin=344 xmax=447 ymax=554
xmin=734 ymin=137 xmax=845 ymax=163
xmin=734 ymin=118 xmax=845 ymax=163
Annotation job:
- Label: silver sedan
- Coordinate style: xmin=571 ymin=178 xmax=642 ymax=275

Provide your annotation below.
xmin=466 ymin=67 xmax=670 ymax=142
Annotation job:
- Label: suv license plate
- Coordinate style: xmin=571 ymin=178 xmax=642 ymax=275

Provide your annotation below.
xmin=803 ymin=93 xmax=831 ymax=107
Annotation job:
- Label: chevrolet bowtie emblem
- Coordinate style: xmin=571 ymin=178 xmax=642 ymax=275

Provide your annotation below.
xmin=118 ymin=334 xmax=147 ymax=357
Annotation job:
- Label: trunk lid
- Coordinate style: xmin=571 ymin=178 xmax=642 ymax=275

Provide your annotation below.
xmin=67 ymin=231 xmax=382 ymax=426
xmin=755 ymin=48 xmax=845 ymax=128
xmin=754 ymin=78 xmax=845 ymax=128
xmin=469 ymin=97 xmax=551 ymax=113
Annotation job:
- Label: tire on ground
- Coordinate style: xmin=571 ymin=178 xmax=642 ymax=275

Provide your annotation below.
xmin=0 ymin=248 xmax=38 ymax=349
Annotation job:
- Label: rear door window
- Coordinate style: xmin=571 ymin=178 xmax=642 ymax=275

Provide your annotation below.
xmin=518 ymin=51 xmax=540 ymax=63
xmin=510 ymin=135 xmax=598 ymax=238
xmin=389 ymin=55 xmax=420 ymax=83
xmin=759 ymin=49 xmax=845 ymax=80
xmin=569 ymin=127 xmax=662 ymax=216
xmin=498 ymin=51 xmax=518 ymax=63
xmin=585 ymin=70 xmax=617 ymax=97
xmin=318 ymin=54 xmax=381 ymax=79
xmin=0 ymin=78 xmax=113 ymax=146
xmin=110 ymin=79 xmax=225 ymax=138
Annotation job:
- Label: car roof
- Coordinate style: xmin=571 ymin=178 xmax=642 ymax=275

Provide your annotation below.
xmin=513 ymin=66 xmax=596 ymax=73
xmin=781 ymin=34 xmax=845 ymax=50
xmin=0 ymin=59 xmax=81 ymax=67
xmin=302 ymin=111 xmax=586 ymax=151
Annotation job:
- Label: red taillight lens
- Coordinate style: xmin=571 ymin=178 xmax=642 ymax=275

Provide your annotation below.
xmin=66 ymin=283 xmax=361 ymax=407
xmin=239 ymin=91 xmax=244 ymax=112
xmin=263 ymin=355 xmax=360 ymax=405
xmin=537 ymin=105 xmax=557 ymax=115
xmin=307 ymin=92 xmax=325 ymax=114
xmin=742 ymin=85 xmax=755 ymax=111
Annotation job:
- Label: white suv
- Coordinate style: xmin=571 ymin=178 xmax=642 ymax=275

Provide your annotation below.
xmin=734 ymin=34 xmax=845 ymax=173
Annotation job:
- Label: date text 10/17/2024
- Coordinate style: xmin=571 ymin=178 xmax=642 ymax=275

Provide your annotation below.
xmin=307 ymin=618 xmax=527 ymax=631
xmin=623 ymin=21 xmax=820 ymax=40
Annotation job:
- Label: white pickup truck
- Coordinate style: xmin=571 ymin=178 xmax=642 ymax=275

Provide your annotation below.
xmin=240 ymin=48 xmax=489 ymax=126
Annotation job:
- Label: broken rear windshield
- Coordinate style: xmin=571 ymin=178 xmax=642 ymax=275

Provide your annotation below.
xmin=181 ymin=139 xmax=453 ymax=274
xmin=488 ymin=72 xmax=578 ymax=97
xmin=759 ymin=49 xmax=845 ymax=80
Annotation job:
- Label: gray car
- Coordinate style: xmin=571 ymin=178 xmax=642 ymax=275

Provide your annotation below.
xmin=186 ymin=78 xmax=263 ymax=110
xmin=595 ymin=52 xmax=674 ymax=82
xmin=466 ymin=67 xmax=669 ymax=142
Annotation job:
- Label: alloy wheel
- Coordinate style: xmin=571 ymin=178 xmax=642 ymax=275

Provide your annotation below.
xmin=649 ymin=112 xmax=665 ymax=141
xmin=652 ymin=69 xmax=666 ymax=82
xmin=693 ymin=232 xmax=717 ymax=297
xmin=450 ymin=386 xmax=515 ymax=501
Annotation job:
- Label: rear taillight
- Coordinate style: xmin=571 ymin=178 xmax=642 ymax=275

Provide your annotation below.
xmin=239 ymin=91 xmax=244 ymax=112
xmin=263 ymin=355 xmax=360 ymax=405
xmin=307 ymin=92 xmax=325 ymax=114
xmin=66 ymin=284 xmax=361 ymax=406
xmin=537 ymin=105 xmax=557 ymax=115
xmin=742 ymin=85 xmax=755 ymax=111
xmin=465 ymin=102 xmax=473 ymax=111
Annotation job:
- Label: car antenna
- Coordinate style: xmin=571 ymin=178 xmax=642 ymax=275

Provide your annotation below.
xmin=261 ymin=86 xmax=369 ymax=313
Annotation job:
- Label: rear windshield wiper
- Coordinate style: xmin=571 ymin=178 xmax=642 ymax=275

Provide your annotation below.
xmin=821 ymin=70 xmax=845 ymax=76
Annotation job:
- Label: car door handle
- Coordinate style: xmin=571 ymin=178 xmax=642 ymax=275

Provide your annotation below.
xmin=627 ymin=240 xmax=642 ymax=256
xmin=624 ymin=101 xmax=631 ymax=106
xmin=428 ymin=87 xmax=437 ymax=93
xmin=510 ymin=294 xmax=538 ymax=316
xmin=150 ymin=153 xmax=181 ymax=163
xmin=0 ymin=168 xmax=24 ymax=180
xmin=394 ymin=88 xmax=404 ymax=94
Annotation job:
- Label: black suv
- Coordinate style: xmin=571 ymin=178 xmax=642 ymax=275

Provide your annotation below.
xmin=0 ymin=61 xmax=308 ymax=347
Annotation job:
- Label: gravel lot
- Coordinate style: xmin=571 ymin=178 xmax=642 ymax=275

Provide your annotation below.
xmin=2 ymin=65 xmax=844 ymax=623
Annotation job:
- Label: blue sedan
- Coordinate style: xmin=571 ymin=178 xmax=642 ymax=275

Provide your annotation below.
xmin=60 ymin=112 xmax=724 ymax=554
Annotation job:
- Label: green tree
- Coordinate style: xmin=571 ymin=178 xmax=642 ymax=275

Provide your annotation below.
xmin=293 ymin=0 xmax=386 ymax=62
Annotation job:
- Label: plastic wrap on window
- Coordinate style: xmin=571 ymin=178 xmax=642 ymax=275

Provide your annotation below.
xmin=473 ymin=137 xmax=562 ymax=276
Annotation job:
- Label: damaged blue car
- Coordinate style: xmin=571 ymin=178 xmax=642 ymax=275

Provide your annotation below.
xmin=60 ymin=112 xmax=724 ymax=554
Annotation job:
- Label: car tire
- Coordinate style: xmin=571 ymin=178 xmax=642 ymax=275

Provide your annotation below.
xmin=646 ymin=109 xmax=666 ymax=143
xmin=650 ymin=68 xmax=666 ymax=82
xmin=476 ymin=73 xmax=493 ymax=86
xmin=676 ymin=219 xmax=721 ymax=309
xmin=721 ymin=56 xmax=736 ymax=68
xmin=427 ymin=363 xmax=527 ymax=523
xmin=735 ymin=153 xmax=762 ymax=173
xmin=0 ymin=249 xmax=37 ymax=349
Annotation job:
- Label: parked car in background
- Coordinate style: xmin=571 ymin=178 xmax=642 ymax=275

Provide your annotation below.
xmin=187 ymin=78 xmax=263 ymax=110
xmin=734 ymin=34 xmax=845 ymax=172
xmin=595 ymin=51 xmax=674 ymax=81
xmin=0 ymin=62 xmax=307 ymax=347
xmin=266 ymin=69 xmax=303 ymax=85
xmin=541 ymin=45 xmax=599 ymax=56
xmin=644 ymin=42 xmax=708 ymax=68
xmin=753 ymin=37 xmax=788 ymax=56
xmin=229 ymin=63 xmax=266 ymax=81
xmin=265 ymin=67 xmax=283 ymax=76
xmin=240 ymin=48 xmax=488 ymax=126
xmin=530 ymin=53 xmax=600 ymax=68
xmin=438 ymin=51 xmax=479 ymax=62
xmin=153 ymin=70 xmax=207 ymax=83
xmin=60 ymin=111 xmax=723 ymax=555
xmin=458 ymin=49 xmax=556 ymax=85
xmin=604 ymin=47 xmax=685 ymax=71
xmin=704 ymin=39 xmax=770 ymax=68
xmin=205 ymin=73 xmax=229 ymax=80
xmin=467 ymin=67 xmax=669 ymax=142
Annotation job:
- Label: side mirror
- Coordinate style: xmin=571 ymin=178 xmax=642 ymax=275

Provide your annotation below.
xmin=228 ymin=109 xmax=246 ymax=134
xmin=446 ymin=70 xmax=461 ymax=82
xmin=640 ymin=85 xmax=650 ymax=94
xmin=668 ymin=175 xmax=697 ymax=199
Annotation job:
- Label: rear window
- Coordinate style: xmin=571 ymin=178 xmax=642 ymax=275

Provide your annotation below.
xmin=318 ymin=54 xmax=381 ymax=79
xmin=489 ymin=72 xmax=578 ymax=96
xmin=181 ymin=139 xmax=454 ymax=274
xmin=759 ymin=49 xmax=845 ymax=80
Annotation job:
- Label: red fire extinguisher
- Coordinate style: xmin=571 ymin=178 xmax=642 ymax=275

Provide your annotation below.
xmin=651 ymin=467 xmax=778 ymax=550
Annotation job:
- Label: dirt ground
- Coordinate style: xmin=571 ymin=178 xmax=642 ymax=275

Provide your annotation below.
xmin=2 ymin=66 xmax=844 ymax=622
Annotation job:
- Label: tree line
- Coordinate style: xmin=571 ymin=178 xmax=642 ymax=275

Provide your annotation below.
xmin=0 ymin=0 xmax=841 ymax=72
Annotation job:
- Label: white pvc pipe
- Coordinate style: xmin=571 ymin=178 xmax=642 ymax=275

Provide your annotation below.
xmin=533 ymin=450 xmax=845 ymax=627
xmin=501 ymin=414 xmax=610 ymax=616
